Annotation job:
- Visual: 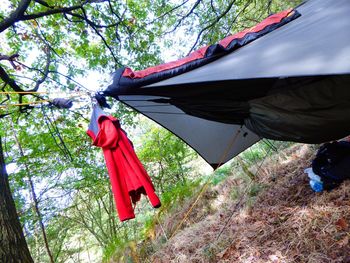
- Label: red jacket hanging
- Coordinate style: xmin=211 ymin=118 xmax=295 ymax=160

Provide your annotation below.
xmin=87 ymin=106 xmax=161 ymax=221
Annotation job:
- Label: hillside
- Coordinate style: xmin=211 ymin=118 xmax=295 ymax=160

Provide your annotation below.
xmin=142 ymin=144 xmax=350 ymax=263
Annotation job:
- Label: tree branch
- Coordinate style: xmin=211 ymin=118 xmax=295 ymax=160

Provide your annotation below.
xmin=165 ymin=0 xmax=202 ymax=35
xmin=0 ymin=0 xmax=31 ymax=33
xmin=34 ymin=0 xmax=53 ymax=8
xmin=33 ymin=49 xmax=51 ymax=91
xmin=225 ymin=0 xmax=253 ymax=37
xmin=64 ymin=11 xmax=119 ymax=29
xmin=34 ymin=18 xmax=62 ymax=58
xmin=15 ymin=60 xmax=91 ymax=93
xmin=22 ymin=5 xmax=85 ymax=21
xmin=0 ymin=0 xmax=108 ymax=33
xmin=187 ymin=0 xmax=236 ymax=54
xmin=67 ymin=9 xmax=122 ymax=66
xmin=146 ymin=0 xmax=190 ymax=26
xmin=0 ymin=54 xmax=20 ymax=70
xmin=0 ymin=65 xmax=23 ymax=92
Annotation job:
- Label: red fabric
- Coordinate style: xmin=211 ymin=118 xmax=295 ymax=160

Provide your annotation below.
xmin=122 ymin=9 xmax=294 ymax=79
xmin=122 ymin=46 xmax=209 ymax=79
xmin=87 ymin=116 xmax=161 ymax=221
xmin=219 ymin=9 xmax=294 ymax=47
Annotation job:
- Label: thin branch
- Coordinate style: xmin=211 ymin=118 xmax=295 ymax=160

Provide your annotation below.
xmin=63 ymin=10 xmax=120 ymax=29
xmin=15 ymin=61 xmax=91 ymax=92
xmin=187 ymin=0 xmax=236 ymax=54
xmin=146 ymin=0 xmax=190 ymax=26
xmin=35 ymin=18 xmax=62 ymax=58
xmin=107 ymin=0 xmax=119 ymax=17
xmin=267 ymin=0 xmax=273 ymax=14
xmin=210 ymin=0 xmax=219 ymax=16
xmin=22 ymin=5 xmax=85 ymax=21
xmin=110 ymin=1 xmax=128 ymax=44
xmin=225 ymin=0 xmax=253 ymax=36
xmin=42 ymin=107 xmax=73 ymax=161
xmin=34 ymin=0 xmax=52 ymax=8
xmin=22 ymin=0 xmax=108 ymax=21
xmin=33 ymin=49 xmax=51 ymax=91
xmin=68 ymin=9 xmax=122 ymax=66
xmin=165 ymin=0 xmax=202 ymax=35
xmin=9 ymin=117 xmax=55 ymax=263
xmin=107 ymin=0 xmax=122 ymax=42
xmin=48 ymin=70 xmax=92 ymax=92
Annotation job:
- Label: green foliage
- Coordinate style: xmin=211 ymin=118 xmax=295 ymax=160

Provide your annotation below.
xmin=240 ymin=140 xmax=293 ymax=166
xmin=210 ymin=164 xmax=234 ymax=185
xmin=161 ymin=179 xmax=201 ymax=212
xmin=102 ymin=237 xmax=130 ymax=263
xmin=137 ymin=120 xmax=196 ymax=193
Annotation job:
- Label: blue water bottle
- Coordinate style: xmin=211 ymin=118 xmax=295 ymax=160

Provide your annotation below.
xmin=304 ymin=168 xmax=323 ymax=192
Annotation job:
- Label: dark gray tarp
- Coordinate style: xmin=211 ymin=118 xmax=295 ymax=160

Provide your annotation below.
xmin=245 ymin=75 xmax=350 ymax=143
xmin=148 ymin=0 xmax=350 ymax=85
xmin=117 ymin=95 xmax=260 ymax=168
xmin=107 ymin=0 xmax=350 ymax=168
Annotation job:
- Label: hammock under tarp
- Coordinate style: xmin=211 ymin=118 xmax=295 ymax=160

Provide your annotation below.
xmin=104 ymin=0 xmax=350 ymax=168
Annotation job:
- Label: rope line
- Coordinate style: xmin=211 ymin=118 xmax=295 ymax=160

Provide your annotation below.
xmin=0 ymin=93 xmax=86 ymax=109
xmin=0 ymin=91 xmax=48 ymax=94
xmin=169 ymin=182 xmax=210 ymax=239
xmin=41 ymin=107 xmax=73 ymax=161
xmin=0 ymin=99 xmax=50 ymax=108
xmin=213 ymin=141 xmax=276 ymax=245
xmin=169 ymin=128 xmax=242 ymax=239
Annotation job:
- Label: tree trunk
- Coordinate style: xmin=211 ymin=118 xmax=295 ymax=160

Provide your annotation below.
xmin=0 ymin=136 xmax=34 ymax=262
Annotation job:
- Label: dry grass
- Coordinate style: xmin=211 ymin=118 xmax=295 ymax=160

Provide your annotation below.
xmin=150 ymin=144 xmax=350 ymax=263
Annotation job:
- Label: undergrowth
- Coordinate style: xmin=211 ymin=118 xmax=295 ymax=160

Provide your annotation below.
xmin=149 ymin=143 xmax=350 ymax=263
xmin=106 ymin=140 xmax=295 ymax=262
xmin=104 ymin=179 xmax=203 ymax=262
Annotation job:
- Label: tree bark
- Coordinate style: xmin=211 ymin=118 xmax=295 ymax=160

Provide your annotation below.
xmin=0 ymin=136 xmax=34 ymax=262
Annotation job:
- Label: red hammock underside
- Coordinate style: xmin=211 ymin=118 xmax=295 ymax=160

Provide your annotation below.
xmin=122 ymin=8 xmax=294 ymax=80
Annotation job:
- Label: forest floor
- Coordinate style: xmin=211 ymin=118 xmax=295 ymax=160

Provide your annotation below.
xmin=148 ymin=144 xmax=350 ymax=263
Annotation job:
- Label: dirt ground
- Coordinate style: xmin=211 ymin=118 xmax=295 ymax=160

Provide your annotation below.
xmin=151 ymin=144 xmax=350 ymax=263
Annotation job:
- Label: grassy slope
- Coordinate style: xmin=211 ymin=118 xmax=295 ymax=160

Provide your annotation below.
xmin=149 ymin=144 xmax=350 ymax=263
